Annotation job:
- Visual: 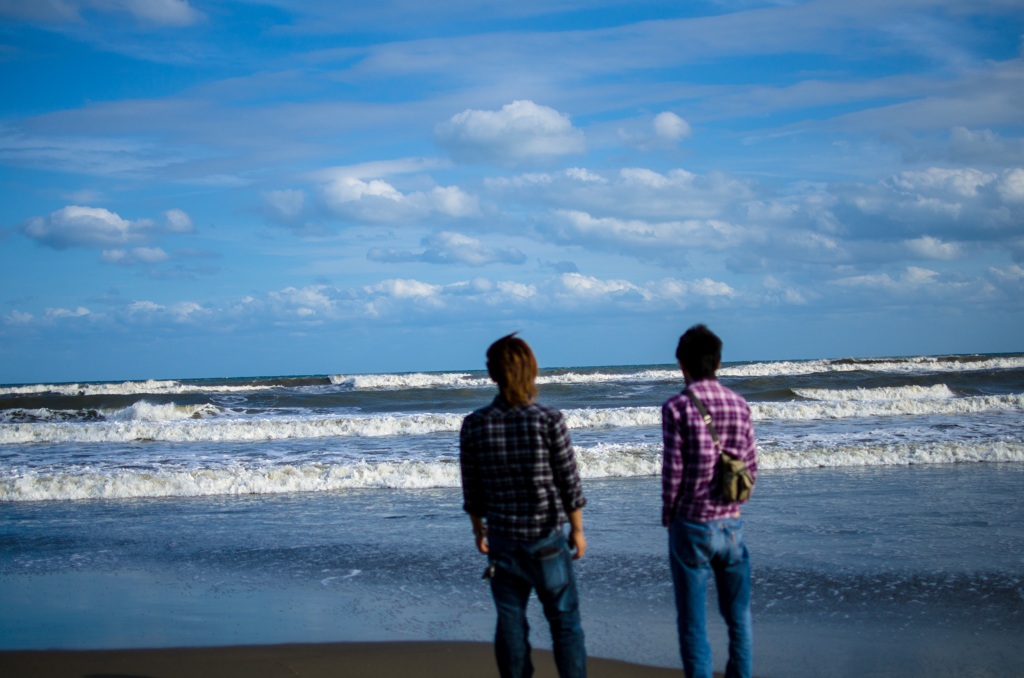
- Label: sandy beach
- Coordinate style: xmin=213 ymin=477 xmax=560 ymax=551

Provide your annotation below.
xmin=0 ymin=641 xmax=692 ymax=677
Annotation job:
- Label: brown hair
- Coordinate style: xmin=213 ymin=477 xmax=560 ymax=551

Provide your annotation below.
xmin=486 ymin=333 xmax=538 ymax=407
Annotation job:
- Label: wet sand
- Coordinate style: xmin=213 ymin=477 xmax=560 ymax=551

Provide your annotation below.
xmin=0 ymin=641 xmax=695 ymax=677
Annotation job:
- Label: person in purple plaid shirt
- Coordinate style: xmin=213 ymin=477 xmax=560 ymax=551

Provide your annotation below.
xmin=662 ymin=324 xmax=757 ymax=678
xmin=460 ymin=333 xmax=588 ymax=678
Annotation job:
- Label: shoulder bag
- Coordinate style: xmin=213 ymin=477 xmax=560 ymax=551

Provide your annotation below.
xmin=684 ymin=390 xmax=754 ymax=503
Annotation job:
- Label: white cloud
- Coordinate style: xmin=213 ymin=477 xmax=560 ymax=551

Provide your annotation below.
xmin=552 ymin=272 xmax=649 ymax=303
xmin=181 ymin=273 xmax=752 ymax=326
xmin=617 ymin=112 xmax=693 ymax=149
xmin=107 ymin=0 xmax=203 ymax=26
xmin=268 ymin=286 xmax=341 ymax=317
xmin=565 ymin=168 xmax=606 ymax=183
xmin=435 ymin=100 xmax=585 ymax=165
xmin=365 ymin=279 xmax=441 ymax=299
xmin=163 ymin=208 xmax=193 ymax=232
xmin=3 ymin=310 xmax=34 ymax=325
xmin=0 ymin=0 xmax=203 ymax=26
xmin=653 ymin=112 xmax=692 ymax=141
xmin=495 ymin=280 xmax=537 ymax=301
xmin=947 ymin=127 xmax=1024 ymax=166
xmin=833 ymin=266 xmax=943 ymax=293
xmin=0 ymin=125 xmax=184 ymax=176
xmin=22 ymin=206 xmax=141 ymax=249
xmin=656 ymin=277 xmax=737 ymax=299
xmin=543 ymin=209 xmax=757 ymax=257
xmin=491 ymin=166 xmax=756 ymax=222
xmin=315 ymin=161 xmax=478 ymax=225
xmin=988 ymin=264 xmax=1024 ymax=282
xmin=101 ymin=246 xmax=169 ymax=265
xmin=844 ymin=164 xmax=1024 ymax=245
xmin=905 ymin=236 xmax=962 ymax=260
xmin=326 ymin=176 xmax=404 ymax=203
xmin=44 ymin=306 xmax=91 ymax=320
xmin=427 ymin=186 xmax=479 ymax=217
xmin=892 ymin=167 xmax=996 ymax=198
xmin=998 ymin=168 xmax=1024 ymax=203
xmin=264 ymin=189 xmax=306 ymax=225
xmin=124 ymin=299 xmax=207 ymax=323
xmin=367 ymin=231 xmax=526 ymax=266
xmin=168 ymin=301 xmax=205 ymax=321
xmin=20 ymin=205 xmax=193 ymax=250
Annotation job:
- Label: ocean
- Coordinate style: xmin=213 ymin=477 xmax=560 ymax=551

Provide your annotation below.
xmin=1 ymin=354 xmax=1022 ymax=677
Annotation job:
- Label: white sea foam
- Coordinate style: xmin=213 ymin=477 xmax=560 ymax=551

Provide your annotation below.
xmin=0 ymin=412 xmax=468 ymax=445
xmin=0 ymin=461 xmax=464 ymax=502
xmin=793 ymin=384 xmax=957 ymax=402
xmin=330 ymin=369 xmax=678 ymax=390
xmin=751 ymin=393 xmax=1024 ymax=420
xmin=721 ymin=355 xmax=1024 ymax=378
xmin=759 ymin=440 xmax=1024 ymax=469
xmin=105 ymin=401 xmax=224 ymax=421
xmin=331 ymin=372 xmax=491 ymax=390
xmin=563 ymin=407 xmax=661 ymax=429
xmin=5 ymin=355 xmax=1020 ymax=397
xmin=576 ymin=443 xmax=662 ymax=478
xmin=2 ymin=394 xmax=1021 ymax=444
xmin=302 ymin=356 xmax=1024 ymax=391
xmin=2 ymin=439 xmax=1021 ymax=502
xmin=0 ymin=402 xmax=225 ymax=425
xmin=0 ymin=380 xmax=276 ymax=397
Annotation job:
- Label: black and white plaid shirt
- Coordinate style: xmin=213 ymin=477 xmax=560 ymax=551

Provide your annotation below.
xmin=460 ymin=396 xmax=587 ymax=541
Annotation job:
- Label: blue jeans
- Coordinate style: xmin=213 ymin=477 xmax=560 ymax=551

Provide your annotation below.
xmin=487 ymin=530 xmax=587 ymax=678
xmin=668 ymin=517 xmax=752 ymax=678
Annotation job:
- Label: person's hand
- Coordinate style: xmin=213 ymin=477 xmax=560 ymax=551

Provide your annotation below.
xmin=475 ymin=529 xmax=489 ymax=555
xmin=569 ymin=529 xmax=587 ymax=560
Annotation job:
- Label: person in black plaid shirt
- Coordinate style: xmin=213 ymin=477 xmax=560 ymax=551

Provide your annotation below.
xmin=460 ymin=333 xmax=588 ymax=678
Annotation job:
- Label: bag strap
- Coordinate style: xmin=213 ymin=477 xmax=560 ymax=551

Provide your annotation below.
xmin=684 ymin=389 xmax=722 ymax=454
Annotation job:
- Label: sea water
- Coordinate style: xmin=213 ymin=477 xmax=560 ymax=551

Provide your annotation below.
xmin=1 ymin=355 xmax=1022 ymax=677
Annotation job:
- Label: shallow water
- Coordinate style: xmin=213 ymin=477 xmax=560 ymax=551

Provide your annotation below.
xmin=2 ymin=464 xmax=1022 ymax=677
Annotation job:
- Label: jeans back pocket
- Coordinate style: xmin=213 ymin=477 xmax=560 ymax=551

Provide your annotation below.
xmin=535 ymin=540 xmax=570 ymax=593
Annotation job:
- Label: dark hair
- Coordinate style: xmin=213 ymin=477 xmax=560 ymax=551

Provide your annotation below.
xmin=675 ymin=324 xmax=722 ymax=380
xmin=486 ymin=333 xmax=538 ymax=407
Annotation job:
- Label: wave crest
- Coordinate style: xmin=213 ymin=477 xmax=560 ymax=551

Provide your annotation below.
xmin=793 ymin=384 xmax=956 ymax=402
xmin=3 ymin=439 xmax=1022 ymax=502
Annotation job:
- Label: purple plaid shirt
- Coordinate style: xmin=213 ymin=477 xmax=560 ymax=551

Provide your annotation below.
xmin=662 ymin=378 xmax=757 ymax=525
xmin=460 ymin=396 xmax=586 ymax=541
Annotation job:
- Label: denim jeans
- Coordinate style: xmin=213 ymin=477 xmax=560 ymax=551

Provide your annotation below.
xmin=487 ymin=529 xmax=587 ymax=678
xmin=668 ymin=517 xmax=752 ymax=678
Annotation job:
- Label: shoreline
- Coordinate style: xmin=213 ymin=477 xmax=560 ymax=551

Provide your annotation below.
xmin=0 ymin=640 xmax=692 ymax=677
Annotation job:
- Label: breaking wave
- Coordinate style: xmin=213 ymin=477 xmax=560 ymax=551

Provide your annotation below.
xmin=2 ymin=394 xmax=1022 ymax=444
xmin=3 ymin=439 xmax=1021 ymax=502
xmin=792 ymin=384 xmax=957 ymax=401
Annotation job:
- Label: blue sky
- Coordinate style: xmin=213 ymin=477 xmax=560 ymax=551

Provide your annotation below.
xmin=1 ymin=0 xmax=1023 ymax=383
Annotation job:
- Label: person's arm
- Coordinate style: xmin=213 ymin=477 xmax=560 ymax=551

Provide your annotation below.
xmin=469 ymin=513 xmax=489 ymax=555
xmin=547 ymin=412 xmax=587 ymax=515
xmin=566 ymin=508 xmax=586 ymax=560
xmin=661 ymin=399 xmax=684 ymax=527
xmin=460 ymin=416 xmax=489 ymax=554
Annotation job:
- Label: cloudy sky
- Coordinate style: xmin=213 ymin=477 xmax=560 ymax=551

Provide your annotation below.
xmin=1 ymin=0 xmax=1022 ymax=383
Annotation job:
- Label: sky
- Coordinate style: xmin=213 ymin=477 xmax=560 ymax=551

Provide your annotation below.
xmin=1 ymin=0 xmax=1023 ymax=383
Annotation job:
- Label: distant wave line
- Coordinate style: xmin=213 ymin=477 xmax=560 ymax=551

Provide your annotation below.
xmin=3 ymin=354 xmax=1022 ymax=396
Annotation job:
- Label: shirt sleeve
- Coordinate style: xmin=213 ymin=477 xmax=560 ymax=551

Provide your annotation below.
xmin=737 ymin=402 xmax=758 ymax=486
xmin=661 ymin=399 xmax=684 ymax=526
xmin=547 ymin=411 xmax=587 ymax=513
xmin=459 ymin=415 xmax=488 ymax=517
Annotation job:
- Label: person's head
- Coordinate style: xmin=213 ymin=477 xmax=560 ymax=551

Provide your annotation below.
xmin=486 ymin=332 xmax=538 ymax=407
xmin=675 ymin=324 xmax=722 ymax=381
